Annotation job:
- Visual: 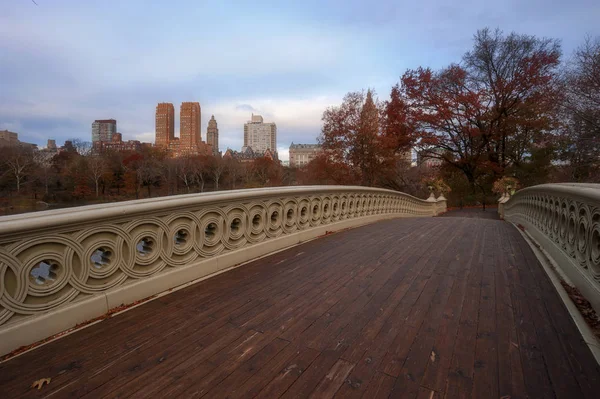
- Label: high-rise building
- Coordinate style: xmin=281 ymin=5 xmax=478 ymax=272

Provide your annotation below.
xmin=243 ymin=114 xmax=277 ymax=154
xmin=91 ymin=119 xmax=117 ymax=142
xmin=289 ymin=143 xmax=322 ymax=167
xmin=0 ymin=130 xmax=19 ymax=147
xmin=206 ymin=115 xmax=219 ymax=156
xmin=155 ymin=103 xmax=175 ymax=148
xmin=180 ymin=102 xmax=201 ymax=154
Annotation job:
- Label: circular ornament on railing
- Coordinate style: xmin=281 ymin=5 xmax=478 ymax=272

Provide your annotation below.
xmin=588 ymin=211 xmax=600 ymax=279
xmin=576 ymin=205 xmax=591 ymax=267
xmin=310 ymin=197 xmax=322 ymax=227
xmin=265 ymin=200 xmax=284 ymax=238
xmin=282 ymin=199 xmax=298 ymax=234
xmin=246 ymin=203 xmax=267 ymax=243
xmin=297 ymin=198 xmax=310 ymax=229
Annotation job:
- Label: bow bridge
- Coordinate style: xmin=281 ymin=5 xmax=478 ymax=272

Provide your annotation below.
xmin=0 ymin=185 xmax=599 ymax=398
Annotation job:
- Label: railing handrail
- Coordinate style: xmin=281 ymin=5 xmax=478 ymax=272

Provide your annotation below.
xmin=0 ymin=185 xmax=430 ymax=237
xmin=507 ymin=183 xmax=600 ymax=203
xmin=503 ymin=182 xmax=600 ymax=313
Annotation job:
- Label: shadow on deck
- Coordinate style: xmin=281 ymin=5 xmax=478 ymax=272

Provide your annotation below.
xmin=1 ymin=212 xmax=599 ymax=398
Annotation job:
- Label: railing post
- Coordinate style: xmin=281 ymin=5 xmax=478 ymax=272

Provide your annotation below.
xmin=426 ymin=192 xmax=437 ymax=216
xmin=497 ymin=193 xmax=509 ymax=220
xmin=436 ymin=194 xmax=447 ymax=215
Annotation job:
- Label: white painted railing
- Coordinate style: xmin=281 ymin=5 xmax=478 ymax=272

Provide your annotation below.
xmin=0 ymin=186 xmax=442 ymax=356
xmin=504 ymin=183 xmax=600 ymax=312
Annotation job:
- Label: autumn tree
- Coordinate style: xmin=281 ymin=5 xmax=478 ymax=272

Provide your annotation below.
xmin=250 ymin=157 xmax=282 ymax=187
xmin=224 ymin=157 xmax=242 ymax=189
xmin=403 ymin=28 xmax=561 ymax=199
xmin=298 ymin=153 xmax=356 ymax=185
xmin=320 ymin=90 xmax=390 ymax=186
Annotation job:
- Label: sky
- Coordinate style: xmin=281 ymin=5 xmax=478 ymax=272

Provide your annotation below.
xmin=1 ymin=0 xmax=598 ymax=161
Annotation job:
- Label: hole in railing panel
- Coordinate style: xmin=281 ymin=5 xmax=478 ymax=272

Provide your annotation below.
xmin=341 ymin=202 xmax=346 ymax=211
xmin=136 ymin=237 xmax=154 ymax=257
xmin=333 ymin=203 xmax=338 ymax=212
xmin=324 ymin=204 xmax=329 ymax=214
xmin=252 ymin=214 xmax=261 ymax=228
xmin=91 ymin=247 xmax=112 ymax=269
xmin=301 ymin=207 xmax=307 ymax=218
xmin=592 ymin=230 xmax=600 ymax=259
xmin=313 ymin=205 xmax=319 ymax=215
xmin=30 ymin=260 xmax=60 ymax=286
xmin=205 ymin=223 xmax=217 ymax=238
xmin=230 ymin=218 xmax=241 ymax=234
xmin=271 ymin=211 xmax=279 ymax=224
xmin=287 ymin=209 xmax=294 ymax=222
xmin=174 ymin=229 xmax=188 ymax=246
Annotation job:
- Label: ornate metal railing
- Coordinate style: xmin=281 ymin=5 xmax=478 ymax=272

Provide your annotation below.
xmin=504 ymin=183 xmax=600 ymax=312
xmin=0 ymin=186 xmax=442 ymax=356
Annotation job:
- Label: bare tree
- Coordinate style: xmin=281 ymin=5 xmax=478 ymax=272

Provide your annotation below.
xmin=563 ymin=36 xmax=600 ymax=130
xmin=177 ymin=156 xmax=196 ymax=193
xmin=69 ymin=138 xmax=93 ymax=156
xmin=87 ymin=156 xmax=107 ymax=197
xmin=5 ymin=148 xmax=33 ymax=193
xmin=211 ymin=156 xmax=225 ymax=191
xmin=33 ymin=151 xmax=55 ymax=196
xmin=559 ymin=36 xmax=600 ymax=181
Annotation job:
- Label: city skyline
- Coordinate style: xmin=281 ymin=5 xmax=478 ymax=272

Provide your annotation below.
xmin=1 ymin=1 xmax=599 ymax=162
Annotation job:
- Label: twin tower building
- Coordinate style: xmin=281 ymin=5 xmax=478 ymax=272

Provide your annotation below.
xmin=155 ymin=102 xmax=219 ymax=157
xmin=155 ymin=102 xmax=277 ymax=158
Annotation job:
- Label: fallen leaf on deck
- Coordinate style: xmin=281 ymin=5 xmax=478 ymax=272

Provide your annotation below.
xmin=31 ymin=378 xmax=51 ymax=390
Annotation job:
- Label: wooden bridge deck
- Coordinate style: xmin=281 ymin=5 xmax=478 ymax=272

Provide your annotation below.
xmin=1 ymin=214 xmax=600 ymax=398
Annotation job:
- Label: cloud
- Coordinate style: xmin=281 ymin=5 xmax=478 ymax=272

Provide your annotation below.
xmin=2 ymin=0 xmax=598 ymax=153
xmin=235 ymin=104 xmax=258 ymax=113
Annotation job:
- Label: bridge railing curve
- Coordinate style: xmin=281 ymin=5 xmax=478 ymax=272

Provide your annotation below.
xmin=0 ymin=185 xmax=442 ymax=356
xmin=504 ymin=183 xmax=600 ymax=312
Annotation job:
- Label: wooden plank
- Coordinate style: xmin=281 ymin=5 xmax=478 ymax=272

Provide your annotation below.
xmin=358 ymin=371 xmax=396 ymax=399
xmin=232 ymin=345 xmax=317 ymax=398
xmin=254 ymin=347 xmax=321 ymax=398
xmin=202 ymin=338 xmax=290 ymax=398
xmin=444 ymin=219 xmax=486 ymax=399
xmin=417 ymin=386 xmax=442 ymax=399
xmin=308 ymin=359 xmax=355 ymax=398
xmin=471 ymin=223 xmax=499 ymax=399
xmin=494 ymin=223 xmax=526 ymax=399
xmin=503 ymin=224 xmax=556 ymax=399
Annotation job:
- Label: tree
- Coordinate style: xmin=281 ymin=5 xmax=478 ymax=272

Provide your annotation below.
xmin=224 ymin=157 xmax=242 ymax=189
xmin=382 ymin=84 xmax=415 ymax=155
xmin=33 ymin=151 xmax=55 ymax=197
xmin=402 ymin=28 xmax=561 ymax=200
xmin=177 ymin=156 xmax=196 ymax=193
xmin=87 ymin=156 xmax=107 ymax=197
xmin=297 ymin=154 xmax=356 ymax=185
xmin=563 ymin=36 xmax=600 ymax=130
xmin=4 ymin=147 xmax=33 ymax=193
xmin=320 ymin=90 xmax=388 ymax=186
xmin=251 ymin=157 xmax=282 ymax=186
xmin=69 ymin=138 xmax=93 ymax=156
xmin=210 ymin=156 xmax=225 ymax=191
xmin=559 ymin=36 xmax=600 ymax=182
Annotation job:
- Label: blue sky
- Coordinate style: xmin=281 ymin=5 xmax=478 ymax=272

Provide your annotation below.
xmin=1 ymin=0 xmax=598 ymax=160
